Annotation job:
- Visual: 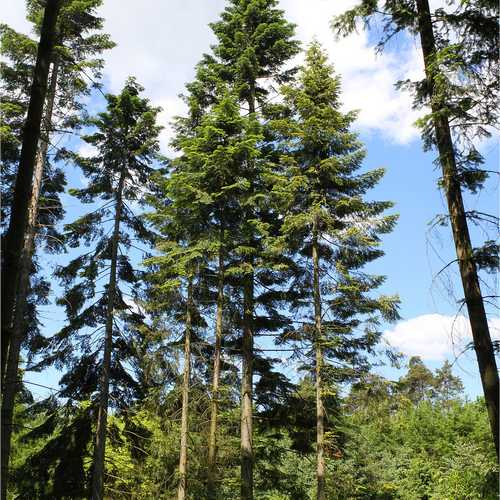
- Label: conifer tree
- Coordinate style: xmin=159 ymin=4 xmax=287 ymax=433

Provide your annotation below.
xmin=1 ymin=3 xmax=113 ymax=495
xmin=433 ymin=360 xmax=464 ymax=404
xmin=146 ymin=87 xmax=254 ymax=498
xmin=170 ymin=89 xmax=263 ymax=497
xmin=273 ymin=43 xmax=399 ymax=499
xmin=145 ymin=186 xmax=200 ymax=500
xmin=399 ymin=356 xmax=436 ymax=403
xmin=145 ymin=151 xmax=216 ymax=500
xmin=36 ymin=78 xmax=161 ymax=499
xmin=206 ymin=4 xmax=300 ymax=496
xmin=1 ymin=0 xmax=61 ymax=384
xmin=333 ymin=0 xmax=499 ymax=458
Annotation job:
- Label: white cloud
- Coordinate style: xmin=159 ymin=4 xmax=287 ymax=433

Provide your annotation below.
xmin=383 ymin=314 xmax=500 ymax=361
xmin=281 ymin=0 xmax=425 ymax=144
xmin=3 ymin=0 xmax=425 ymax=149
xmin=95 ymin=0 xmax=225 ymax=155
xmin=78 ymin=143 xmax=97 ymax=158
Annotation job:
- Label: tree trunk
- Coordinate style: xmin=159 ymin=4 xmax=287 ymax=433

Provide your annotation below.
xmin=91 ymin=167 xmax=126 ymax=500
xmin=207 ymin=246 xmax=224 ymax=497
xmin=241 ymin=276 xmax=254 ymax=500
xmin=312 ymin=217 xmax=325 ymax=500
xmin=1 ymin=0 xmax=61 ymax=381
xmin=241 ymin=87 xmax=256 ymax=500
xmin=0 ymin=58 xmax=60 ymax=500
xmin=415 ymin=0 xmax=499 ymax=459
xmin=177 ymin=280 xmax=193 ymax=500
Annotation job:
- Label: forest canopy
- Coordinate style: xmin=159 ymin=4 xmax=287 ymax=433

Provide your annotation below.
xmin=1 ymin=0 xmax=498 ymax=499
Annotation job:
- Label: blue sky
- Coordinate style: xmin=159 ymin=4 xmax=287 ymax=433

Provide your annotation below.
xmin=3 ymin=0 xmax=498 ymax=400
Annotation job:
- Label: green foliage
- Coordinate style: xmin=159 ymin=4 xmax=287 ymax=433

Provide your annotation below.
xmin=332 ymin=0 xmax=498 ymax=194
xmin=11 ymin=360 xmax=497 ymax=498
xmin=340 ymin=361 xmax=498 ymax=499
xmin=5 ymin=2 xmax=497 ymax=499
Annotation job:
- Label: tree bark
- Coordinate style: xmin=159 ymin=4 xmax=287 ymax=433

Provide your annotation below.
xmin=241 ymin=276 xmax=254 ymax=500
xmin=312 ymin=217 xmax=325 ymax=500
xmin=415 ymin=0 xmax=499 ymax=459
xmin=177 ymin=280 xmax=193 ymax=500
xmin=0 ymin=58 xmax=60 ymax=500
xmin=241 ymin=87 xmax=256 ymax=500
xmin=91 ymin=167 xmax=126 ymax=500
xmin=207 ymin=245 xmax=224 ymax=497
xmin=1 ymin=0 xmax=61 ymax=382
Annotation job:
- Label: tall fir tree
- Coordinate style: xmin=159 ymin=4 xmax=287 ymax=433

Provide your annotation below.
xmin=1 ymin=2 xmax=114 ymax=496
xmin=206 ymin=4 xmax=300 ymax=496
xmin=146 ymin=86 xmax=254 ymax=498
xmin=169 ymin=89 xmax=262 ymax=498
xmin=34 ymin=78 xmax=162 ymax=499
xmin=272 ymin=43 xmax=399 ymax=499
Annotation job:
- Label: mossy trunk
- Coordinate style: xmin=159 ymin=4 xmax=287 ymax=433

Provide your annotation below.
xmin=312 ymin=217 xmax=325 ymax=500
xmin=208 ymin=246 xmax=224 ymax=497
xmin=0 ymin=57 xmax=60 ymax=500
xmin=1 ymin=0 xmax=61 ymax=386
xmin=241 ymin=86 xmax=256 ymax=500
xmin=416 ymin=0 xmax=499 ymax=460
xmin=177 ymin=280 xmax=193 ymax=500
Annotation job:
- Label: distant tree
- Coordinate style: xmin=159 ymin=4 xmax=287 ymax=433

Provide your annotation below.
xmin=398 ymin=356 xmax=435 ymax=403
xmin=433 ymin=360 xmax=464 ymax=404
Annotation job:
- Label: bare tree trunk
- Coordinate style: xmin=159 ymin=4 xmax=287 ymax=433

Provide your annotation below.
xmin=241 ymin=276 xmax=254 ymax=500
xmin=416 ymin=0 xmax=499 ymax=459
xmin=240 ymin=84 xmax=256 ymax=500
xmin=0 ymin=58 xmax=60 ymax=500
xmin=207 ymin=246 xmax=224 ymax=497
xmin=1 ymin=0 xmax=61 ymax=382
xmin=91 ymin=167 xmax=126 ymax=500
xmin=177 ymin=280 xmax=193 ymax=500
xmin=312 ymin=217 xmax=325 ymax=500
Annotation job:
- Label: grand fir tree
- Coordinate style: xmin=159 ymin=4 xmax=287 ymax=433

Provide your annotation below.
xmin=163 ymin=88 xmax=262 ymax=498
xmin=146 ymin=121 xmax=209 ymax=500
xmin=1 ymin=2 xmax=114 ymax=496
xmin=206 ymin=3 xmax=300 ymax=496
xmin=333 ymin=0 xmax=500 ymax=457
xmin=273 ymin=43 xmax=399 ymax=499
xmin=38 ymin=79 xmax=162 ymax=499
xmin=1 ymin=0 xmax=60 ymax=386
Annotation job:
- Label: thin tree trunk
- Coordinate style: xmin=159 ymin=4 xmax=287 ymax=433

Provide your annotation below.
xmin=207 ymin=245 xmax=224 ymax=497
xmin=1 ymin=0 xmax=61 ymax=381
xmin=241 ymin=276 xmax=254 ymax=500
xmin=416 ymin=0 xmax=499 ymax=459
xmin=312 ymin=217 xmax=325 ymax=500
xmin=241 ymin=87 xmax=256 ymax=500
xmin=177 ymin=280 xmax=193 ymax=500
xmin=0 ymin=58 xmax=60 ymax=500
xmin=91 ymin=167 xmax=126 ymax=500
